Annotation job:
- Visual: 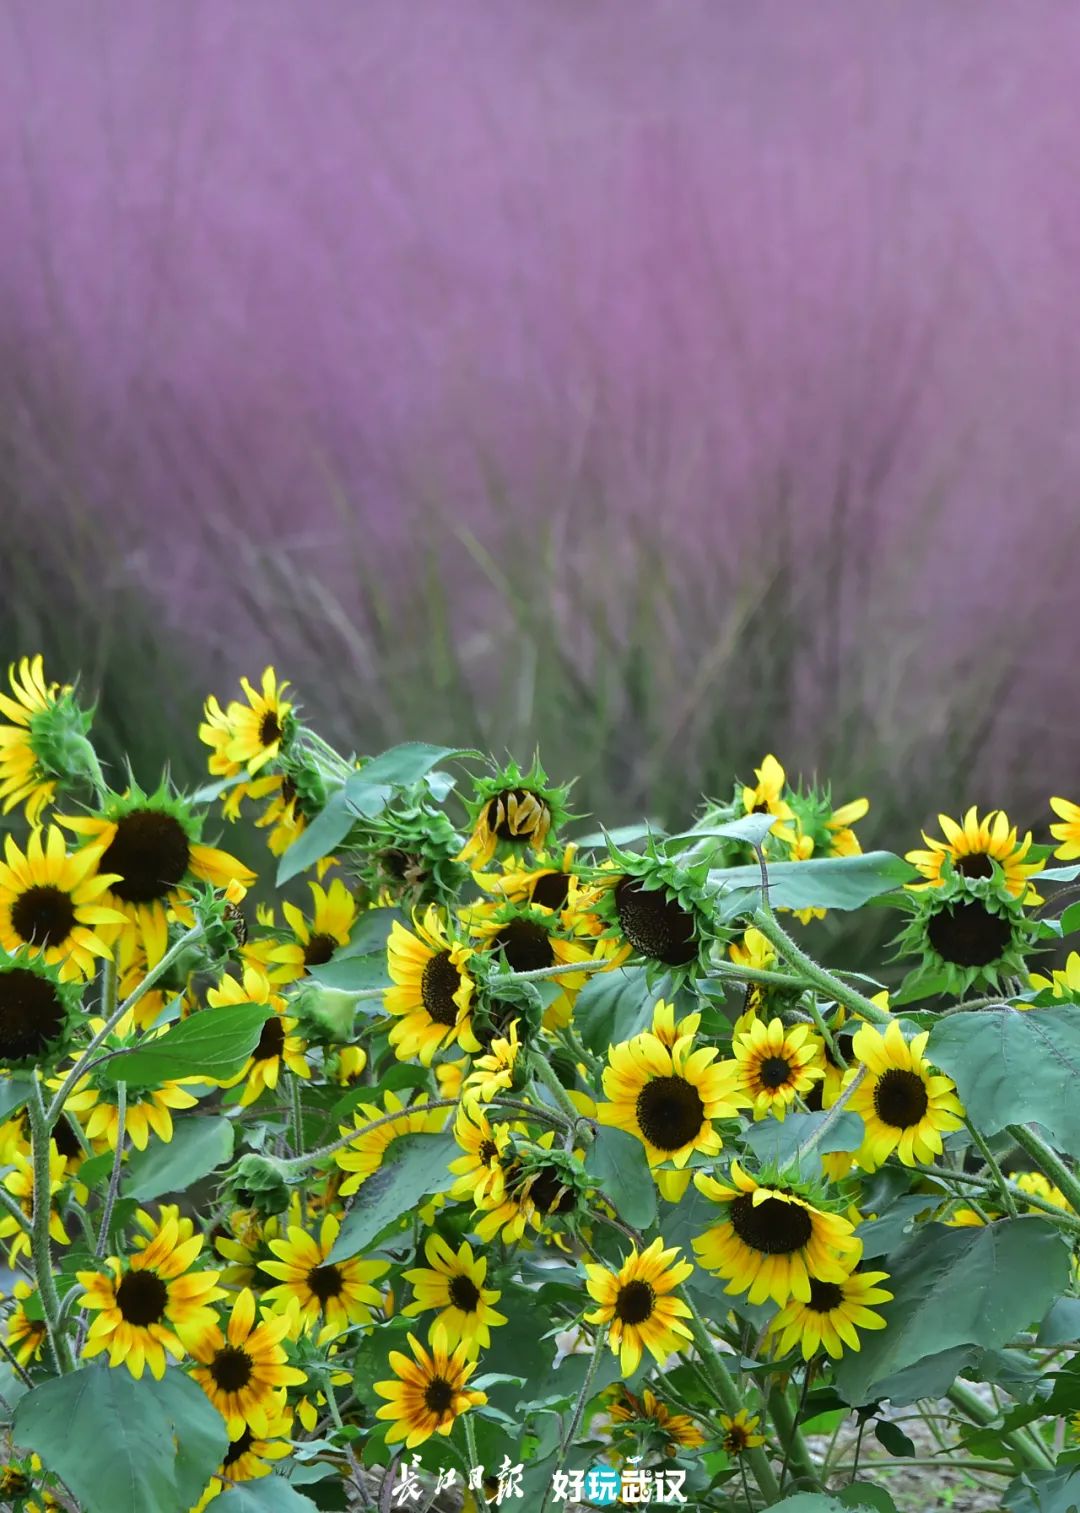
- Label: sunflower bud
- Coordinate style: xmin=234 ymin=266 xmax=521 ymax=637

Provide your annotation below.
xmin=224 ymin=1153 xmax=294 ymax=1215
xmin=291 ymin=982 xmax=360 ymax=1044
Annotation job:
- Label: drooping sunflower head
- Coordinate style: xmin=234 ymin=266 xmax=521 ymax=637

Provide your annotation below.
xmin=607 ymin=1386 xmax=706 ymax=1453
xmin=582 ymin=838 xmax=724 ymax=982
xmin=845 ymin=1019 xmax=964 ymax=1170
xmin=59 ymin=779 xmax=255 ymax=967
xmin=457 ymin=757 xmax=572 ymax=868
xmin=347 ymin=800 xmax=470 ymax=910
xmin=0 ymin=657 xmax=105 ymax=824
xmin=693 ymin=1160 xmax=861 ymax=1306
xmin=465 ymin=899 xmax=593 ymax=1030
xmin=894 ymin=871 xmax=1042 ymax=996
xmin=906 ymin=806 xmax=1044 ymax=904
xmin=0 ymin=952 xmax=82 ymax=1071
xmin=584 ymin=1237 xmax=694 ymax=1376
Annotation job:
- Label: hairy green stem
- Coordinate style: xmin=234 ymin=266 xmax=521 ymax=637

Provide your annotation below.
xmin=95 ymin=1083 xmax=126 ymax=1258
xmin=750 ymin=911 xmax=891 ymax=1025
xmin=794 ymin=1065 xmax=866 ymax=1165
xmin=28 ymin=1077 xmax=74 ymax=1373
xmin=1007 ymin=1123 xmax=1080 ymax=1217
xmin=707 ymin=960 xmax=809 ymax=992
xmin=539 ymin=1325 xmax=606 ymax=1513
xmin=531 ymin=1058 xmax=585 ymax=1126
xmin=768 ymin=1383 xmax=819 ymax=1493
xmin=965 ymin=1120 xmax=1018 ymax=1219
xmin=273 ymin=1098 xmax=461 ymax=1172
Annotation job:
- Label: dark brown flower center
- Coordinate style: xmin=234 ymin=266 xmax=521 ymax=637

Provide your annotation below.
xmin=955 ymin=853 xmax=995 ymax=880
xmin=758 ymin=1055 xmax=793 ymax=1090
xmin=223 ymin=900 xmax=248 ymax=946
xmin=302 ymin=932 xmax=338 ymax=968
xmin=0 ymin=968 xmax=66 ymax=1061
xmin=423 ymin=1376 xmax=455 ymax=1417
xmin=252 ymin=1015 xmax=286 ymax=1061
xmin=486 ymin=789 xmax=547 ymax=843
xmin=9 ymin=886 xmax=76 ymax=949
xmin=258 ymin=711 xmax=282 ymax=747
xmin=531 ymin=871 xmax=571 ymax=911
xmin=873 ymin=1067 xmax=930 ymax=1128
xmin=730 ymin=1192 xmax=813 ymax=1255
xmin=477 ymin=1138 xmax=499 ymax=1165
xmin=615 ymin=878 xmax=697 ymax=966
xmin=524 ymin=1164 xmax=577 ymax=1215
xmin=116 ymin=1268 xmax=168 ymax=1327
xmin=724 ymin=1425 xmax=750 ymax=1453
xmin=421 ymin=950 xmax=463 ymax=1027
xmin=490 ymin=919 xmax=554 ymax=974
xmin=635 ymin=1075 xmax=705 ymax=1151
xmin=615 ymin=1279 xmax=655 ymax=1326
xmin=209 ymin=1344 xmax=254 ymax=1392
xmin=224 ymin=1427 xmax=254 ymax=1467
xmin=807 ymin=1278 xmax=844 ymax=1313
xmin=51 ymin=1113 xmax=82 ymax=1160
xmin=307 ymin=1263 xmax=344 ymax=1302
xmin=101 ymin=810 xmax=191 ymax=904
xmin=448 ymin=1273 xmax=481 ymax=1312
xmin=926 ymin=899 xmax=1012 ymax=968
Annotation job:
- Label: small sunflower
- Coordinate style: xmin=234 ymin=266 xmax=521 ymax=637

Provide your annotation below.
xmin=59 ymin=782 xmax=255 ymax=967
xmin=466 ymin=901 xmax=593 ymax=1030
xmin=461 ymin=1017 xmax=524 ymax=1102
xmin=190 ymin=1287 xmax=306 ymax=1437
xmin=768 ymin=1269 xmax=893 ymax=1360
xmin=191 ymin=1405 xmax=294 ymax=1507
xmin=0 ymin=656 xmax=90 ymax=823
xmin=374 ymin=1325 xmax=488 ymax=1449
xmin=1029 ymin=950 xmax=1080 ymax=1002
xmin=200 ymin=667 xmax=293 ymax=778
xmin=0 ymin=1147 xmax=69 ymax=1262
xmin=214 ymin=1208 xmax=290 ymax=1291
xmin=6 ymin=1280 xmax=47 ymax=1366
xmin=385 ymin=907 xmax=480 ymax=1065
xmin=457 ymin=758 xmax=570 ymax=869
xmin=693 ymin=1162 xmax=861 ymax=1305
xmin=1049 ymin=797 xmax=1080 ymax=860
xmin=471 ymin=1131 xmax=584 ymax=1243
xmin=0 ymin=826 xmax=127 ymax=981
xmin=334 ymin=1090 xmax=449 ymax=1197
xmin=584 ymin=1238 xmax=694 ymax=1375
xmin=845 ymin=1020 xmax=964 ymax=1170
xmin=63 ymin=1076 xmax=201 ymax=1150
xmin=906 ymin=807 xmax=1043 ymax=903
xmin=211 ymin=969 xmax=311 ymax=1107
xmin=260 ymin=879 xmax=359 ymax=983
xmin=607 ymin=1386 xmax=706 ymax=1452
xmin=77 ymin=1214 xmax=224 ymax=1378
xmin=260 ymin=1214 xmax=389 ymax=1340
xmin=731 ymin=1016 xmax=823 ymax=1121
xmin=448 ymin=1100 xmax=515 ymax=1207
xmin=597 ymin=1024 xmax=748 ymax=1198
xmin=719 ymin=1409 xmax=766 ymax=1456
xmin=741 ymin=755 xmax=794 ymax=822
xmin=401 ymin=1234 xmax=507 ymax=1356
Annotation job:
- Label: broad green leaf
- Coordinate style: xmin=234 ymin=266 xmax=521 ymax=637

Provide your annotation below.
xmin=854 ymin=1345 xmax=976 ymax=1408
xmin=661 ymin=814 xmax=777 ymax=849
xmin=276 ymin=788 xmax=355 ymax=884
xmin=99 ymin=1004 xmax=272 ymax=1091
xmin=873 ymin=1419 xmax=915 ymax=1458
xmin=329 ymin=1131 xmax=459 ymax=1261
xmin=834 ymin=1218 xmax=1069 ymax=1404
xmin=769 ymin=1498 xmax=851 ymax=1512
xmin=707 ymin=851 xmax=914 ymax=920
xmin=0 ymin=1077 xmax=29 ymax=1123
xmin=123 ymin=1115 xmax=234 ymax=1200
xmin=855 ymin=1194 xmax=942 ymax=1257
xmin=928 ymin=1006 xmax=1080 ymax=1145
xmin=199 ymin=1480 xmax=320 ymax=1511
xmin=836 ymin=1490 xmax=901 ymax=1513
xmin=15 ymin=1364 xmax=226 ymax=1513
xmin=740 ymin=1110 xmax=864 ymax=1180
xmin=306 ymin=953 xmax=390 ymax=994
xmin=1004 ymin=1466 xmax=1080 ymax=1513
xmin=1060 ymin=899 xmax=1080 ymax=937
xmin=574 ymin=966 xmax=661 ymax=1053
xmin=336 ymin=908 xmax=400 ymax=959
xmin=1038 ymin=1296 xmax=1080 ymax=1346
xmin=585 ymin=1126 xmax=657 ymax=1230
xmin=349 ymin=742 xmax=480 ymax=791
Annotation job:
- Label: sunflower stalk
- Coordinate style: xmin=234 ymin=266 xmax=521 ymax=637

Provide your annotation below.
xmin=538 ymin=1323 xmax=607 ymax=1513
xmin=28 ymin=1075 xmax=75 ymax=1373
xmin=1006 ymin=1123 xmax=1080 ymax=1220
xmin=45 ymin=924 xmax=206 ymax=1125
xmin=946 ymin=1378 xmax=1055 ymax=1470
xmin=964 ymin=1118 xmax=1018 ymax=1219
xmin=95 ymin=1081 xmax=126 ymax=1258
xmin=769 ymin=1378 xmax=819 ymax=1494
xmin=750 ymin=910 xmax=892 ymax=1026
xmin=706 ymin=960 xmax=810 ymax=992
xmin=273 ymin=1098 xmax=462 ymax=1172
xmin=681 ymin=1292 xmax=784 ymax=1502
xmin=914 ymin=1163 xmax=1080 ymax=1235
xmin=793 ymin=1065 xmax=866 ymax=1166
xmin=530 ymin=1057 xmax=585 ymax=1127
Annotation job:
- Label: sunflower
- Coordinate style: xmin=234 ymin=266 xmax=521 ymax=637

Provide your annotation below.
xmin=906 ymin=807 xmax=1043 ymax=903
xmin=741 ymin=755 xmax=794 ymax=822
xmin=0 ymin=657 xmax=77 ymax=823
xmin=374 ymin=1325 xmax=488 ymax=1449
xmin=466 ymin=902 xmax=593 ymax=1030
xmin=200 ymin=667 xmax=293 ymax=779
xmin=897 ymin=873 xmax=1036 ymax=995
xmin=458 ymin=759 xmax=569 ymax=869
xmin=0 ymin=953 xmax=82 ymax=1071
xmin=474 ymin=842 xmax=588 ymax=922
xmin=767 ymin=1269 xmax=893 ymax=1360
xmin=0 ymin=826 xmax=127 ymax=981
xmin=461 ymin=1018 xmax=524 ymax=1102
xmin=214 ymin=1208 xmax=291 ymax=1291
xmin=6 ymin=1280 xmax=47 ymax=1367
xmin=597 ymin=1026 xmax=748 ymax=1199
xmin=402 ymin=1234 xmax=507 ymax=1356
xmin=191 ymin=1405 xmax=294 ymax=1508
xmin=211 ymin=969 xmax=311 ymax=1107
xmin=1030 ymin=950 xmax=1080 ymax=1002
xmin=647 ymin=997 xmax=702 ymax=1048
xmin=448 ymin=1100 xmax=515 ymax=1208
xmin=693 ymin=1162 xmax=861 ymax=1305
xmin=719 ymin=1410 xmax=766 ymax=1456
xmin=1050 ymin=797 xmax=1080 ymax=860
xmin=59 ymin=784 xmax=255 ymax=967
xmin=334 ymin=1090 xmax=449 ymax=1197
xmin=607 ymin=1386 xmax=706 ymax=1452
xmin=259 ymin=879 xmax=359 ymax=984
xmin=259 ymin=1214 xmax=389 ymax=1341
xmin=584 ymin=1238 xmax=694 ymax=1375
xmin=77 ymin=1214 xmax=224 ymax=1378
xmin=384 ymin=907 xmax=480 ymax=1065
xmin=471 ymin=1131 xmax=584 ymax=1244
xmin=731 ymin=1016 xmax=823 ymax=1121
xmin=844 ymin=1020 xmax=964 ymax=1170
xmin=63 ymin=1076 xmax=201 ymax=1150
xmin=189 ymin=1287 xmax=306 ymax=1436
xmin=0 ymin=1146 xmax=69 ymax=1261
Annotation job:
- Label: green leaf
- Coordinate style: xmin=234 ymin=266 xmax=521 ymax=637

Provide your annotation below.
xmin=1038 ymin=1297 xmax=1080 ymax=1346
xmin=740 ymin=1111 xmax=864 ymax=1180
xmin=306 ymin=953 xmax=390 ymax=993
xmin=328 ymin=1132 xmax=459 ymax=1261
xmin=873 ymin=1419 xmax=915 ymax=1458
xmin=585 ymin=1126 xmax=657 ymax=1230
xmin=1060 ymin=900 xmax=1080 ymax=937
xmin=350 ymin=742 xmax=480 ymax=791
xmin=574 ymin=823 xmax=666 ymax=850
xmin=100 ymin=1004 xmax=272 ymax=1090
xmin=662 ymin=814 xmax=777 ymax=848
xmin=1004 ymin=1466 xmax=1080 ymax=1513
xmin=707 ymin=851 xmax=914 ymax=920
xmin=199 ymin=1481 xmax=320 ymax=1511
xmin=928 ymin=1006 xmax=1080 ymax=1145
xmin=0 ymin=1077 xmax=29 ymax=1123
xmin=836 ymin=1489 xmax=901 ymax=1513
xmin=769 ymin=1498 xmax=852 ymax=1512
xmin=336 ymin=908 xmax=400 ymax=959
xmin=574 ymin=967 xmax=661 ymax=1053
xmin=276 ymin=788 xmax=355 ymax=885
xmin=834 ymin=1218 xmax=1070 ymax=1405
xmin=14 ymin=1365 xmax=227 ymax=1513
xmin=123 ymin=1116 xmax=234 ymax=1200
